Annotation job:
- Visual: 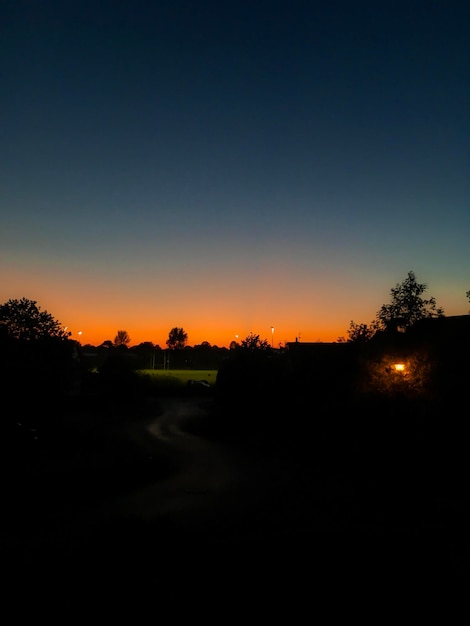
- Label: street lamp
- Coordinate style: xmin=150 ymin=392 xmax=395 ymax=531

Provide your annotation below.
xmin=271 ymin=326 xmax=274 ymax=348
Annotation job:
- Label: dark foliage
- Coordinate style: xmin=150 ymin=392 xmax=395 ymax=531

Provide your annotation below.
xmin=0 ymin=297 xmax=71 ymax=340
xmin=1 ymin=335 xmax=83 ymax=429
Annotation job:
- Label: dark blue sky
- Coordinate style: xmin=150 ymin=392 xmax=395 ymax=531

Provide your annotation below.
xmin=1 ymin=0 xmax=469 ymax=347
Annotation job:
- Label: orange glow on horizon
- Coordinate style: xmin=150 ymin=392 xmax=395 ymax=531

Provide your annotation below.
xmin=70 ymin=321 xmax=345 ymax=349
xmin=2 ymin=261 xmax=365 ymax=349
xmin=0 ymin=270 xmax=356 ymax=349
xmin=11 ymin=262 xmax=467 ymax=350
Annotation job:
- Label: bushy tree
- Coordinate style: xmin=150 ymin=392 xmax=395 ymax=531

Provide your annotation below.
xmin=240 ymin=332 xmax=270 ymax=350
xmin=338 ymin=320 xmax=379 ymax=343
xmin=0 ymin=297 xmax=70 ymax=340
xmin=114 ymin=329 xmax=131 ymax=347
xmin=0 ymin=299 xmax=82 ymax=425
xmin=339 ymin=271 xmax=445 ymax=342
xmin=166 ymin=327 xmax=188 ymax=350
xmin=376 ymin=271 xmax=444 ymax=333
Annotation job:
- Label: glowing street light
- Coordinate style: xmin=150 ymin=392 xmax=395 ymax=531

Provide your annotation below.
xmin=271 ymin=326 xmax=274 ymax=348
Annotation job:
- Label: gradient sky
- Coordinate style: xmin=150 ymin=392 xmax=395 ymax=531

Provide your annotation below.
xmin=1 ymin=0 xmax=469 ymax=348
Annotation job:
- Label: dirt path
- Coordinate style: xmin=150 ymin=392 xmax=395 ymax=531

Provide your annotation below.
xmin=2 ymin=396 xmax=468 ymax=588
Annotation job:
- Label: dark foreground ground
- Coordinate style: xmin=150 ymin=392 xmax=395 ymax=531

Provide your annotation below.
xmin=1 ymin=393 xmax=468 ymax=601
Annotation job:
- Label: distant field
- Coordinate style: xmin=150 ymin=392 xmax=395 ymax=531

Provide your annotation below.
xmin=137 ymin=369 xmax=217 ymax=389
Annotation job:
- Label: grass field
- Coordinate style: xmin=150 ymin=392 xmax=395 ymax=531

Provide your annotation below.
xmin=137 ymin=369 xmax=218 ymax=391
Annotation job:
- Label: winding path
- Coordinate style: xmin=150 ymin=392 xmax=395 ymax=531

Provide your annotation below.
xmin=60 ymin=396 xmax=293 ymax=548
xmin=4 ymin=395 xmax=467 ymax=586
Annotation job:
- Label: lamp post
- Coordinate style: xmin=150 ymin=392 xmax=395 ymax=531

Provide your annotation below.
xmin=271 ymin=326 xmax=274 ymax=348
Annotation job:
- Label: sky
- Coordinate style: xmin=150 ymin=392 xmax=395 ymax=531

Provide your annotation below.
xmin=1 ymin=0 xmax=469 ymax=348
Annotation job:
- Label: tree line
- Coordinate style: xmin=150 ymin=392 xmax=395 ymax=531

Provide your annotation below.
xmin=1 ymin=271 xmax=469 ymax=350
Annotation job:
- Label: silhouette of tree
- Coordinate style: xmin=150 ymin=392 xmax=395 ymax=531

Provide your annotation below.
xmin=114 ymin=329 xmax=131 ymax=347
xmin=376 ymin=270 xmax=444 ymax=333
xmin=166 ymin=327 xmax=188 ymax=350
xmin=338 ymin=320 xmax=379 ymax=343
xmin=240 ymin=332 xmax=270 ymax=350
xmin=0 ymin=297 xmax=71 ymax=340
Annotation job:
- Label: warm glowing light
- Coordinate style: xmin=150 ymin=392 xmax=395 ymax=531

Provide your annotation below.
xmin=393 ymin=363 xmax=405 ymax=372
